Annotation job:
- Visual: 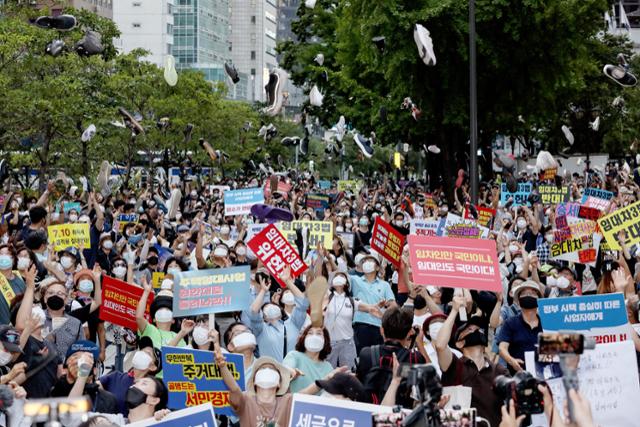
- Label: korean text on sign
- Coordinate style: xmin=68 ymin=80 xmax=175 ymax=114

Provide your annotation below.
xmin=289 ymin=393 xmax=393 ymax=427
xmin=277 ymin=220 xmax=334 ymax=250
xmin=370 ymin=217 xmax=404 ymax=267
xmin=48 ymin=223 xmax=91 ymax=251
xmin=224 ymin=188 xmax=264 ymax=216
xmin=538 ymin=185 xmax=570 ymax=205
xmin=500 ymin=183 xmax=532 ymax=206
xmin=408 ymin=235 xmax=501 ymax=292
xmin=100 ymin=275 xmax=153 ymax=330
xmin=247 ymin=224 xmax=308 ymax=287
xmin=597 ymin=199 xmax=640 ymax=250
xmin=162 ymin=346 xmax=245 ymax=417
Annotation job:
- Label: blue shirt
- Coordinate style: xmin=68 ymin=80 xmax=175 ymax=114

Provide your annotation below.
xmin=349 ymin=274 xmax=394 ymax=327
xmin=248 ymin=295 xmax=309 ymax=362
xmin=496 ymin=313 xmax=542 ymax=361
xmin=99 ymin=370 xmax=135 ymax=416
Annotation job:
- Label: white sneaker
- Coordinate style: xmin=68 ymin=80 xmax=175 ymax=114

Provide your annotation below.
xmin=81 ymin=124 xmax=96 ymax=142
xmin=314 ymin=53 xmax=324 ymax=66
xmin=414 ymin=24 xmax=436 ymax=66
xmin=589 ymin=116 xmax=600 ymax=131
xmin=164 ymin=55 xmax=178 ymax=87
xmin=309 ymin=85 xmax=324 ymax=107
xmin=427 ymin=145 xmax=440 ymax=154
xmin=335 ymin=115 xmax=346 ymax=142
xmin=561 ymin=125 xmax=574 ymax=145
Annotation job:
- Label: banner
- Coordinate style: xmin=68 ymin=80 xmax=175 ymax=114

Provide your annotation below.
xmin=289 ymin=393 xmax=393 ymax=427
xmin=555 ymin=202 xmax=580 ymax=218
xmin=48 ymin=223 xmax=91 ymax=251
xmin=114 ymin=213 xmax=139 ymax=233
xmin=173 ymin=266 xmax=251 ymax=317
xmin=317 ymin=180 xmax=331 ymax=190
xmin=126 ymin=403 xmax=217 ymax=427
xmin=409 ymin=219 xmax=442 ymax=237
xmin=550 ymin=233 xmax=601 ymax=267
xmin=408 ymin=235 xmax=501 ymax=292
xmin=370 ymin=217 xmax=404 ymax=267
xmin=277 ymin=220 xmax=333 ymax=250
xmin=245 ymin=223 xmax=269 ymax=242
xmin=62 ymin=201 xmax=81 ymax=214
xmin=337 ymin=180 xmax=364 ymax=193
xmin=541 ymin=168 xmax=557 ymax=181
xmin=581 ymin=187 xmax=614 ymax=211
xmin=538 ymin=293 xmax=629 ymax=343
xmin=305 ymin=193 xmax=330 ymax=211
xmin=100 ymin=275 xmax=153 ymax=330
xmin=441 ymin=213 xmax=489 ymax=239
xmin=597 ymin=200 xmax=640 ymax=250
xmin=162 ymin=346 xmax=245 ymax=417
xmin=500 ymin=183 xmax=532 ymax=206
xmin=247 ymin=224 xmax=308 ymax=287
xmin=263 ymin=179 xmax=292 ymax=200
xmin=424 ymin=193 xmax=437 ymax=210
xmin=538 ymin=185 xmax=569 ymax=205
xmin=463 ymin=205 xmax=496 ymax=228
xmin=224 ymin=188 xmax=264 ymax=216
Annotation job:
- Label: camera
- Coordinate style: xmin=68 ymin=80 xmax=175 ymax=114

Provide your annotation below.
xmin=538 ymin=332 xmax=596 ymax=357
xmin=398 ymin=364 xmax=442 ymax=404
xmin=494 ymin=371 xmax=545 ymax=422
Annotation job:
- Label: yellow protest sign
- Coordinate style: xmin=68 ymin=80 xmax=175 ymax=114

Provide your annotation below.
xmin=597 ymin=200 xmax=640 ymax=250
xmin=152 ymin=272 xmax=165 ymax=289
xmin=48 ymin=223 xmax=91 ymax=251
xmin=277 ymin=220 xmax=334 ymax=250
xmin=337 ymin=180 xmax=364 ymax=193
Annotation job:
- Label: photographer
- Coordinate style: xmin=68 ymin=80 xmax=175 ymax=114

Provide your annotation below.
xmin=434 ymin=295 xmax=508 ymax=427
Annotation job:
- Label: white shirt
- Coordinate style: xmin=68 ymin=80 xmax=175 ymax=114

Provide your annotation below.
xmin=324 ymin=292 xmax=359 ymax=341
xmin=424 ymin=340 xmax=463 ymax=377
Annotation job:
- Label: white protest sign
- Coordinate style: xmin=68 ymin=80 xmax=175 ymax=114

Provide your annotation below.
xmin=409 ymin=219 xmax=441 ymax=236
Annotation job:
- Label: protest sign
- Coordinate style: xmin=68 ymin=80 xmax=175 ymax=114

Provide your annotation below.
xmin=126 ymin=403 xmax=217 ymax=427
xmin=162 ymin=346 xmax=245 ymax=416
xmin=463 ymin=205 xmax=496 ymax=228
xmin=47 ymin=223 xmax=91 ymax=251
xmin=337 ymin=232 xmax=354 ymax=250
xmin=537 ymin=293 xmax=629 ymax=343
xmin=526 ymin=341 xmax=640 ymax=427
xmin=541 ymin=168 xmax=557 ymax=181
xmin=317 ymin=180 xmax=331 ymax=190
xmin=173 ymin=266 xmax=251 ymax=317
xmin=337 ymin=180 xmax=363 ymax=193
xmin=499 ymin=183 xmax=532 ymax=206
xmin=245 ymin=223 xmax=269 ymax=242
xmin=409 ymin=219 xmax=442 ymax=237
xmin=555 ymin=202 xmax=580 ymax=218
xmin=224 ymin=188 xmax=264 ymax=216
xmin=152 ymin=272 xmax=165 ymax=289
xmin=597 ymin=200 xmax=640 ymax=250
xmin=370 ymin=217 xmax=404 ymax=267
xmin=577 ymin=205 xmax=602 ymax=221
xmin=305 ymin=193 xmax=330 ymax=211
xmin=114 ymin=213 xmax=139 ymax=233
xmin=277 ymin=220 xmax=333 ymax=250
xmin=441 ymin=213 xmax=489 ymax=239
xmin=62 ymin=201 xmax=81 ymax=214
xmin=581 ymin=187 xmax=614 ymax=211
xmin=263 ymin=179 xmax=292 ymax=200
xmin=247 ymin=224 xmax=308 ymax=287
xmin=408 ymin=235 xmax=501 ymax=292
xmin=549 ymin=233 xmax=601 ymax=267
xmin=538 ymin=185 xmax=569 ymax=205
xmin=100 ymin=275 xmax=153 ymax=330
xmin=424 ymin=193 xmax=437 ymax=210
xmin=289 ymin=393 xmax=393 ymax=427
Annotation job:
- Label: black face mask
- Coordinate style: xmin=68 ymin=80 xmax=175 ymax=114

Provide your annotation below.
xmin=519 ymin=295 xmax=538 ymax=309
xmin=125 ymin=387 xmax=149 ymax=410
xmin=46 ymin=295 xmax=65 ymax=311
xmin=414 ymin=295 xmax=427 ymax=310
xmin=463 ymin=329 xmax=488 ymax=348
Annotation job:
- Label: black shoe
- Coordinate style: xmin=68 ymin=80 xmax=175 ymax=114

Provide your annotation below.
xmin=243 ymin=121 xmax=252 ymax=132
xmin=603 ymin=64 xmax=638 ymax=87
xmin=0 ymin=159 xmax=8 ymax=187
xmin=45 ymin=39 xmax=65 ymax=57
xmin=372 ymin=36 xmax=386 ymax=52
xmin=300 ymin=134 xmax=309 ymax=156
xmin=156 ymin=117 xmax=170 ymax=131
xmin=33 ymin=14 xmax=77 ymax=31
xmin=379 ymin=106 xmax=387 ymax=123
xmin=183 ymin=123 xmax=194 ymax=142
xmin=75 ymin=30 xmax=104 ymax=56
xmin=354 ymin=133 xmax=374 ymax=158
xmin=264 ymin=69 xmax=287 ymax=116
xmin=225 ymin=62 xmax=240 ymax=84
xmin=281 ymin=136 xmax=300 ymax=146
xmin=264 ymin=124 xmax=278 ymax=142
xmin=118 ymin=107 xmax=144 ymax=135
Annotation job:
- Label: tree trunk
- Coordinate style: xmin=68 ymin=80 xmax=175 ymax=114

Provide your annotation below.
xmin=37 ymin=137 xmax=51 ymax=193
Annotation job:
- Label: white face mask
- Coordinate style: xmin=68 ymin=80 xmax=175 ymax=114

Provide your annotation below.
xmin=154 ymin=308 xmax=173 ymax=323
xmin=516 ymin=218 xmax=527 ymax=229
xmin=362 ymin=261 xmax=376 ymax=274
xmin=220 ymin=226 xmax=230 ymax=235
xmin=231 ymin=332 xmax=256 ymax=350
xmin=167 ymin=267 xmax=181 ymax=277
xmin=132 ymin=350 xmax=152 ymax=370
xmin=69 ymin=214 xmax=79 ymax=222
xmin=236 ymin=246 xmax=247 ymax=256
xmin=281 ymin=292 xmax=295 ymax=306
xmin=508 ymin=244 xmax=518 ymax=253
xmin=556 ymin=276 xmax=571 ymax=289
xmin=263 ymin=304 xmax=281 ymax=320
xmin=546 ymin=276 xmax=557 ymax=287
xmin=60 ymin=256 xmax=74 ymax=269
xmin=213 ymin=247 xmax=228 ymax=258
xmin=0 ymin=255 xmax=13 ymax=270
xmin=305 ymin=334 xmax=325 ymax=353
xmin=429 ymin=322 xmax=443 ymax=340
xmin=103 ymin=240 xmax=113 ymax=250
xmin=332 ymin=275 xmax=347 ymax=287
xmin=336 ymin=226 xmax=344 ymax=233
xmin=545 ymin=234 xmax=554 ymax=243
xmin=17 ymin=257 xmax=30 ymax=270
xmin=192 ymin=326 xmax=210 ymax=346
xmin=113 ymin=266 xmax=127 ymax=278
xmin=254 ymin=368 xmax=280 ymax=389
xmin=78 ymin=279 xmax=94 ymax=293
xmin=0 ymin=350 xmax=12 ymax=367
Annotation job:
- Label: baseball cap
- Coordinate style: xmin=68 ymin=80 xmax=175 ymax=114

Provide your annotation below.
xmin=0 ymin=325 xmax=22 ymax=353
xmin=66 ymin=339 xmax=100 ymax=361
xmin=453 ymin=316 xmax=486 ymax=343
xmin=512 ymin=280 xmax=544 ymax=298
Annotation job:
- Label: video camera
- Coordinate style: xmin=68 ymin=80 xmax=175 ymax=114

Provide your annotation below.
xmin=494 ymin=371 xmax=545 ymax=425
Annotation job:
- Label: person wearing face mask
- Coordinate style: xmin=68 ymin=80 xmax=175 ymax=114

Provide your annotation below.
xmin=352 ymin=216 xmax=372 ymax=256
xmin=100 ymin=337 xmax=161 ymax=415
xmin=516 ymin=206 xmax=541 ymax=253
xmin=497 ymin=281 xmax=543 ymax=375
xmin=219 ymin=222 xmax=237 ymax=248
xmin=0 ymin=245 xmax=25 ymax=325
xmin=97 ymin=234 xmax=117 ymax=273
xmin=189 ymin=318 xmax=216 ymax=351
xmin=164 ymin=258 xmax=187 ymax=281
xmin=68 ymin=209 xmax=79 ymax=223
xmin=537 ymin=227 xmax=553 ymax=265
xmin=69 ymin=269 xmax=105 ymax=359
xmin=233 ymin=242 xmax=250 ymax=266
xmin=421 ymin=314 xmax=462 ymax=376
xmin=279 ymin=289 xmax=311 ymax=328
xmin=434 ymin=295 xmax=509 ymax=427
xmin=548 ymin=266 xmax=580 ymax=298
xmin=349 ymin=253 xmax=396 ymax=353
xmin=52 ymin=247 xmax=82 ymax=287
xmin=0 ymin=326 xmax=27 ymax=386
xmin=283 ymin=326 xmax=334 ymax=393
xmin=223 ymin=322 xmax=258 ymax=378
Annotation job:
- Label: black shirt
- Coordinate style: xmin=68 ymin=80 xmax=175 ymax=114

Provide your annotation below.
xmin=19 ymin=336 xmax=61 ymax=399
xmin=50 ymin=376 xmax=119 ymax=414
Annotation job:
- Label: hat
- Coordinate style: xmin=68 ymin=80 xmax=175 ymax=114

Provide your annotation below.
xmin=422 ymin=313 xmax=447 ymax=335
xmin=453 ymin=316 xmax=486 ymax=343
xmin=138 ymin=336 xmax=162 ymax=373
xmin=512 ymin=280 xmax=543 ymax=299
xmin=73 ymin=268 xmax=94 ymax=284
xmin=66 ymin=339 xmax=100 ymax=361
xmin=316 ymin=373 xmax=367 ymax=401
xmin=0 ymin=325 xmax=22 ymax=353
xmin=150 ymin=295 xmax=173 ymax=320
xmin=176 ymin=224 xmax=190 ymax=233
xmin=59 ymin=247 xmax=81 ymax=264
xmin=361 ymin=252 xmax=380 ymax=265
xmin=246 ymin=356 xmax=291 ymax=396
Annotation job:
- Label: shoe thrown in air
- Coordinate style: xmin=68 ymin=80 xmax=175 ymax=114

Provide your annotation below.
xmin=264 ymin=68 xmax=288 ymax=116
xmin=118 ymin=107 xmax=144 ymax=135
xmin=33 ymin=14 xmax=77 ymax=31
xmin=281 ymin=136 xmax=301 ymax=147
xmin=75 ymin=30 xmax=104 ymax=56
xmin=334 ymin=116 xmax=346 ymax=142
xmin=414 ymin=24 xmax=436 ymax=66
xmin=603 ymin=64 xmax=638 ymax=87
xmin=314 ymin=53 xmax=324 ymax=66
xmin=45 ymin=39 xmax=65 ymax=57
xmin=354 ymin=133 xmax=374 ymax=158
xmin=225 ymin=62 xmax=240 ymax=84
xmin=309 ymin=85 xmax=324 ymax=107
xmin=81 ymin=124 xmax=96 ymax=142
xmin=561 ymin=125 xmax=574 ymax=146
xmin=164 ymin=55 xmax=178 ymax=86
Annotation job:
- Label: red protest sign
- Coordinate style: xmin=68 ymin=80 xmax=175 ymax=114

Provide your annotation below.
xmin=371 ymin=217 xmax=404 ymax=267
xmin=408 ymin=235 xmax=501 ymax=292
xmin=247 ymin=224 xmax=308 ymax=287
xmin=578 ymin=206 xmax=601 ymax=221
xmin=463 ymin=205 xmax=496 ymax=228
xmin=100 ymin=275 xmax=153 ymax=330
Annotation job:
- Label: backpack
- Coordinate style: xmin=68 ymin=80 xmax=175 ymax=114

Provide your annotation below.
xmin=362 ymin=345 xmax=416 ymax=405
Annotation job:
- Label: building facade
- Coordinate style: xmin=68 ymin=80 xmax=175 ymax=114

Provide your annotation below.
xmin=277 ymin=0 xmax=303 ymax=108
xmin=230 ymin=0 xmax=278 ymax=102
xmin=113 ymin=0 xmax=174 ymax=66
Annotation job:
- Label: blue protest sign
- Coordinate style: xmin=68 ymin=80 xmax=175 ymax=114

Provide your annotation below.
xmin=538 ymin=293 xmax=629 ymax=343
xmin=126 ymin=403 xmax=217 ymax=427
xmin=173 ymin=266 xmax=251 ymax=317
xmin=317 ymin=180 xmax=331 ymax=190
xmin=581 ymin=187 xmax=614 ymax=211
xmin=500 ymin=183 xmax=532 ymax=206
xmin=162 ymin=346 xmax=245 ymax=416
xmin=63 ymin=202 xmax=81 ymax=214
xmin=224 ymin=188 xmax=264 ymax=216
xmin=289 ymin=394 xmax=392 ymax=427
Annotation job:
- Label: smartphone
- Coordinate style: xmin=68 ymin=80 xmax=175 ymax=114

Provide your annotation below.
xmin=538 ymin=332 xmax=584 ymax=356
